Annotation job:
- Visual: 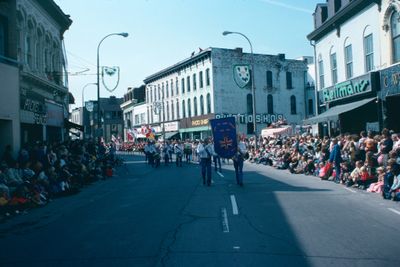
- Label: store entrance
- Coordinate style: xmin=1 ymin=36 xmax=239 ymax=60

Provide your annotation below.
xmin=385 ymin=95 xmax=400 ymax=132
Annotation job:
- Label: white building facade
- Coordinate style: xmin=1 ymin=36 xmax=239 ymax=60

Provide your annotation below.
xmin=144 ymin=47 xmax=309 ymax=139
xmin=307 ymin=0 xmax=383 ymax=135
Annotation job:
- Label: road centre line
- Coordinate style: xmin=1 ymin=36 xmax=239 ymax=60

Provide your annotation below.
xmin=217 ymin=171 xmax=224 ymax=177
xmin=344 ymin=187 xmax=357 ymax=193
xmin=388 ymin=208 xmax=400 ymax=216
xmin=221 ymin=208 xmax=230 ymax=233
xmin=230 ymin=195 xmax=239 ymax=215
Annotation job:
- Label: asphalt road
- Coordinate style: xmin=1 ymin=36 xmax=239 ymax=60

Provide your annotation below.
xmin=1 ymin=154 xmax=400 ymax=267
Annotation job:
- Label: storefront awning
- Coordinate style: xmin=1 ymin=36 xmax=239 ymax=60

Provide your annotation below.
xmin=261 ymin=126 xmax=292 ymax=137
xmin=164 ymin=131 xmax=180 ymax=140
xmin=303 ymin=97 xmax=376 ymax=125
xmin=65 ymin=119 xmax=84 ymax=131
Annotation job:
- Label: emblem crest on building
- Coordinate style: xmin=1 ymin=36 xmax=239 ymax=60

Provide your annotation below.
xmin=233 ymin=65 xmax=251 ymax=88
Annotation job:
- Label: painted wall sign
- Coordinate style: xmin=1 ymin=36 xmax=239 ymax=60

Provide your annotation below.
xmin=215 ymin=113 xmax=284 ymax=124
xmin=191 ymin=119 xmax=209 ymax=127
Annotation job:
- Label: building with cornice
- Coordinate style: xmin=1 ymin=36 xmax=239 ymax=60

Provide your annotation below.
xmin=0 ymin=0 xmax=71 ymax=155
xmin=144 ymin=47 xmax=309 ymax=139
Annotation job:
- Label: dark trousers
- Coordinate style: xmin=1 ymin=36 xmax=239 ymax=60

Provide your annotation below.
xmin=200 ymin=158 xmax=212 ymax=186
xmin=164 ymin=154 xmax=169 ymax=165
xmin=234 ymin=159 xmax=244 ymax=185
xmin=213 ymin=155 xmax=221 ymax=172
xmin=148 ymin=153 xmax=154 ymax=167
xmin=176 ymin=154 xmax=182 ymax=166
xmin=334 ymin=164 xmax=341 ymax=182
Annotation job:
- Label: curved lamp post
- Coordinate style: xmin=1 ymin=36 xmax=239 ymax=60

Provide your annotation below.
xmin=82 ymin=82 xmax=97 ymax=110
xmin=222 ymin=31 xmax=257 ymax=148
xmin=97 ymin=32 xmax=129 ymax=140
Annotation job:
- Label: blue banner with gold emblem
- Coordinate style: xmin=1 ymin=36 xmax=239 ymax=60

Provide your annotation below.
xmin=210 ymin=117 xmax=237 ymax=158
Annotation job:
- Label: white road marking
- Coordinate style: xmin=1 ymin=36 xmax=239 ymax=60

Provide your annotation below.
xmin=344 ymin=187 xmax=357 ymax=193
xmin=388 ymin=208 xmax=400 ymax=216
xmin=221 ymin=208 xmax=230 ymax=233
xmin=124 ymin=161 xmax=147 ymax=164
xmin=230 ymin=195 xmax=239 ymax=215
xmin=217 ymin=171 xmax=224 ymax=177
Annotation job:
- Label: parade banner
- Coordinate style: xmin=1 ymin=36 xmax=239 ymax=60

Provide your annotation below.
xmin=210 ymin=117 xmax=237 ymax=158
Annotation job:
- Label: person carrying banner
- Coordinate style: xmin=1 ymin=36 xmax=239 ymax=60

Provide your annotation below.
xmin=233 ymin=136 xmax=247 ymax=186
xmin=197 ymin=138 xmax=214 ymax=186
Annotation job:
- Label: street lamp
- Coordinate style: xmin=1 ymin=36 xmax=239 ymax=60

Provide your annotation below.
xmin=82 ymin=82 xmax=97 ymax=110
xmin=153 ymin=101 xmax=165 ymax=142
xmin=97 ymin=32 xmax=129 ymax=141
xmin=222 ymin=31 xmax=257 ymax=148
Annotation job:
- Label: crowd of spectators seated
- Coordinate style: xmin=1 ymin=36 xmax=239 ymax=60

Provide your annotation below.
xmin=0 ymin=139 xmax=120 ymax=220
xmin=245 ymin=128 xmax=400 ymax=201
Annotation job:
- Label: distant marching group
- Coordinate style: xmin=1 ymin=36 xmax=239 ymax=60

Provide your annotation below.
xmin=142 ymin=137 xmax=248 ymax=187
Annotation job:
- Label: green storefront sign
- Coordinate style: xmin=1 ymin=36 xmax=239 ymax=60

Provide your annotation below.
xmin=322 ymin=79 xmax=370 ymax=103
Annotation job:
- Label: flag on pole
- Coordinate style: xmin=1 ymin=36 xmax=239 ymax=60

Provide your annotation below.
xmin=210 ymin=117 xmax=237 ymax=158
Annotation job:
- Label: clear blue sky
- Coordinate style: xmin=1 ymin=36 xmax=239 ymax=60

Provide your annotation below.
xmin=54 ymin=0 xmax=322 ymax=108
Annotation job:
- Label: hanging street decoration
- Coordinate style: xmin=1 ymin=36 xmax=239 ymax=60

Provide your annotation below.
xmin=101 ymin=66 xmax=121 ymax=92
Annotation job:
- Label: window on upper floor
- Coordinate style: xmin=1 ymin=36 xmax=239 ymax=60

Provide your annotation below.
xmin=286 ymin=72 xmax=293 ymax=89
xmin=166 ymin=101 xmax=169 ymax=121
xmin=206 ymin=68 xmax=210 ymax=86
xmin=267 ymin=94 xmax=273 ymax=114
xmin=266 ymin=71 xmax=273 ymax=88
xmin=200 ymin=95 xmax=204 ymax=115
xmin=364 ymin=34 xmax=374 ymax=72
xmin=165 ymin=82 xmax=169 ymax=98
xmin=308 ymin=99 xmax=314 ymax=115
xmin=171 ymin=102 xmax=175 ymax=120
xmin=176 ymin=99 xmax=180 ymax=119
xmin=0 ymin=16 xmax=6 ymax=58
xmin=176 ymin=78 xmax=179 ymax=95
xmin=181 ymin=78 xmax=185 ymax=94
xmin=330 ymin=52 xmax=338 ymax=85
xmin=182 ymin=100 xmax=186 ymax=118
xmin=187 ymin=76 xmax=191 ymax=92
xmin=246 ymin=94 xmax=253 ymax=114
xmin=194 ymin=97 xmax=198 ymax=116
xmin=170 ymin=79 xmax=174 ymax=97
xmin=206 ymin=93 xmax=211 ymax=114
xmin=199 ymin=71 xmax=204 ymax=88
xmin=345 ymin=44 xmax=353 ymax=79
xmin=318 ymin=55 xmax=325 ymax=90
xmin=290 ymin=95 xmax=297 ymax=115
xmin=334 ymin=0 xmax=342 ymax=13
xmin=187 ymin=98 xmax=192 ymax=117
xmin=392 ymin=12 xmax=400 ymax=63
xmin=193 ymin=73 xmax=197 ymax=91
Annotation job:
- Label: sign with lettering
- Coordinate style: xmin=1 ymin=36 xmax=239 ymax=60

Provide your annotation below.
xmin=321 ymin=74 xmax=371 ymax=103
xmin=191 ymin=119 xmax=209 ymax=127
xmin=380 ymin=64 xmax=400 ymax=97
xmin=215 ymin=113 xmax=284 ymax=124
